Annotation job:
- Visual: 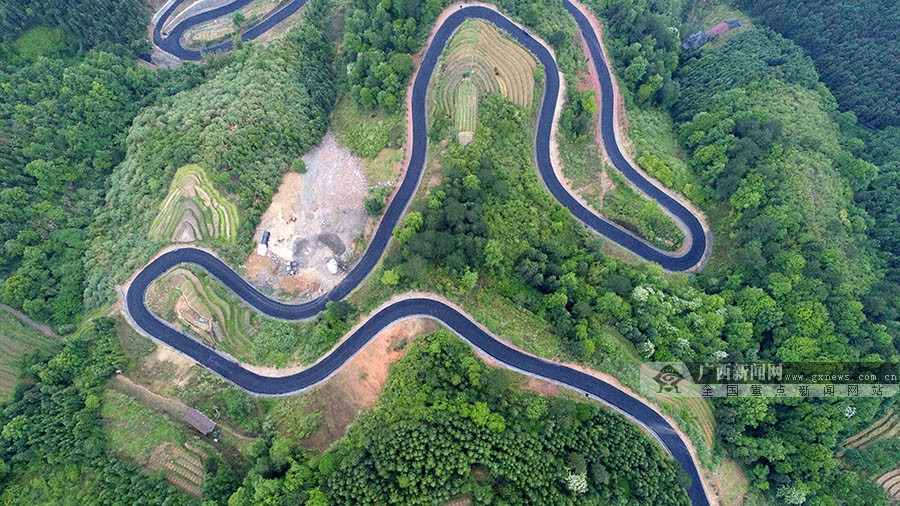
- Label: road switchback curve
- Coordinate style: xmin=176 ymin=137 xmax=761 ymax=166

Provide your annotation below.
xmin=136 ymin=4 xmax=712 ymax=504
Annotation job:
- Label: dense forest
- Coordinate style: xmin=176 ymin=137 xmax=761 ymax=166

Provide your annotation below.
xmin=736 ymin=0 xmax=900 ymax=129
xmin=0 ymin=19 xmax=220 ymax=330
xmin=0 ymin=0 xmax=148 ymax=54
xmin=582 ymin=0 xmax=680 ymax=108
xmin=225 ymin=330 xmax=690 ymax=505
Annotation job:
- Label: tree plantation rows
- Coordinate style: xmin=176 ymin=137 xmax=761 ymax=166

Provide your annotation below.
xmin=736 ymin=0 xmax=900 ymax=130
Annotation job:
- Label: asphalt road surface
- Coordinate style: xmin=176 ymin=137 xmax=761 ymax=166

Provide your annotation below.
xmin=137 ymin=4 xmax=711 ymax=504
xmin=153 ymin=0 xmax=309 ymax=60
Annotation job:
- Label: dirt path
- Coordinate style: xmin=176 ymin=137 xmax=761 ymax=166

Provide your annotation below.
xmin=110 ymin=374 xmax=255 ymax=441
xmin=0 ymin=303 xmax=58 ymax=340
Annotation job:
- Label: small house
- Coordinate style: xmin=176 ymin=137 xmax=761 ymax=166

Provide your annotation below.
xmin=705 ymin=21 xmax=730 ymax=37
xmin=184 ymin=408 xmax=216 ymax=435
xmin=681 ymin=30 xmax=708 ymax=49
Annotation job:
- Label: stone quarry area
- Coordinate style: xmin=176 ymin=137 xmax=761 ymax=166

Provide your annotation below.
xmin=245 ymin=132 xmax=368 ymax=300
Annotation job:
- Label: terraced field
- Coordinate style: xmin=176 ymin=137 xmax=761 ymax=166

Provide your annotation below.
xmin=146 ymin=267 xmax=257 ymax=360
xmin=149 ymin=164 xmax=238 ymax=243
xmin=147 ymin=442 xmax=208 ymax=497
xmin=100 ymin=389 xmax=210 ymax=497
xmin=0 ymin=309 xmax=57 ymax=400
xmin=841 ymin=411 xmax=900 ymax=500
xmin=182 ymin=0 xmax=281 ymax=49
xmin=431 ymin=19 xmax=537 ymax=144
xmin=844 ymin=410 xmax=900 ymax=450
xmin=877 ymin=466 xmax=900 ymax=501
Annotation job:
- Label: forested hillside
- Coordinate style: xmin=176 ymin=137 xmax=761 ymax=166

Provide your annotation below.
xmin=225 ymin=330 xmax=690 ymax=504
xmin=736 ymin=0 xmax=900 ymax=129
xmin=0 ymin=318 xmax=194 ymax=505
xmin=582 ymin=0 xmax=681 ymax=108
xmin=1 ymin=0 xmax=899 ymax=504
xmin=84 ymin=1 xmax=337 ymax=310
xmin=673 ymin=28 xmax=819 ymax=122
xmin=0 ymin=42 xmax=218 ymax=330
xmin=670 ymin=6 xmax=897 ymax=503
xmin=0 ymin=0 xmax=148 ymax=53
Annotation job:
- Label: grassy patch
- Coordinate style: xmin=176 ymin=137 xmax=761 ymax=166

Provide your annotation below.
xmin=0 ymin=310 xmax=57 ymax=400
xmin=149 ymin=164 xmax=239 ymax=243
xmin=455 ymin=79 xmax=478 ymax=139
xmin=176 ymin=370 xmax=263 ymax=434
xmin=114 ymin=314 xmax=155 ymax=362
xmin=699 ymin=4 xmax=753 ymax=50
xmin=626 ymin=106 xmax=692 ymax=194
xmin=712 ymin=459 xmax=751 ymax=506
xmin=100 ymin=389 xmax=184 ymax=461
xmin=12 ymin=26 xmax=70 ymax=61
xmin=100 ymin=389 xmax=213 ymax=496
xmin=456 ymin=280 xmax=560 ymax=359
xmin=558 ymin=133 xmax=607 ymax=188
xmin=362 ymin=147 xmax=403 ymax=188
xmin=557 ymin=119 xmax=685 ymax=251
xmin=263 ymin=394 xmax=323 ymax=442
xmin=332 ymin=97 xmax=404 ymax=158
xmin=600 ymin=169 xmax=685 ymax=250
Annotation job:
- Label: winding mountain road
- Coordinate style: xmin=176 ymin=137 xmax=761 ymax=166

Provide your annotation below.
xmin=136 ymin=3 xmax=712 ymax=505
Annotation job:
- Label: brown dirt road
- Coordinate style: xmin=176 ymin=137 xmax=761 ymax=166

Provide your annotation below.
xmin=0 ymin=303 xmax=57 ymax=340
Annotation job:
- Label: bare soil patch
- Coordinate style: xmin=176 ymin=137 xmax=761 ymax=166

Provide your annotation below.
xmin=302 ymin=318 xmax=439 ymax=451
xmin=247 ymin=132 xmax=367 ymax=301
xmin=706 ymin=459 xmax=749 ymax=506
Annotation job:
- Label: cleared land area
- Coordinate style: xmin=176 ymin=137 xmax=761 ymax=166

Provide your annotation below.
xmin=149 ymin=164 xmax=238 ymax=243
xmin=100 ymin=388 xmax=213 ymax=497
xmin=0 ymin=308 xmax=57 ymax=400
xmin=429 ymin=19 xmax=537 ymax=144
